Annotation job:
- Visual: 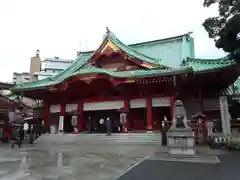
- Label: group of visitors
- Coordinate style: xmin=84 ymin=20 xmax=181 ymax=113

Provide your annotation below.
xmin=10 ymin=122 xmax=42 ymax=148
xmin=87 ymin=116 xmax=124 ymax=135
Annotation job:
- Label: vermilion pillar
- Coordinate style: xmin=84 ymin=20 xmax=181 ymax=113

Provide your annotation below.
xmin=60 ymin=104 xmax=65 ymax=116
xmin=77 ymin=102 xmax=84 ymax=131
xmin=170 ymin=96 xmax=175 ymax=120
xmin=146 ymin=97 xmax=153 ymax=130
xmin=43 ymin=101 xmax=50 ymax=132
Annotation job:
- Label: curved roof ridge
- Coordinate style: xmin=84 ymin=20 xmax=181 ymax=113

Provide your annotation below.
xmin=12 ymin=54 xmax=93 ymax=90
xmin=13 ymin=76 xmax=52 ymax=89
xmin=130 ymin=32 xmax=191 ymax=47
xmin=107 ymin=31 xmax=161 ymax=61
xmin=185 ymin=55 xmax=234 ymax=64
xmin=74 ymin=32 xmax=192 ymax=55
xmin=67 ymin=65 xmax=193 ymax=79
xmin=106 ymin=30 xmax=173 ymax=68
xmin=50 ymin=54 xmax=90 ymax=81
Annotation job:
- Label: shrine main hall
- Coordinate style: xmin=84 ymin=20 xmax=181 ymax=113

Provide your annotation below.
xmin=12 ymin=29 xmax=240 ymax=134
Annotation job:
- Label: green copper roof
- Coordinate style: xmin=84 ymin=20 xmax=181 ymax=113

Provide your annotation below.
xmin=5 ymin=94 xmax=18 ymax=101
xmin=105 ymin=30 xmax=165 ymax=66
xmin=70 ymin=66 xmax=192 ymax=78
xmin=11 ymin=30 xmax=238 ymax=92
xmin=132 ymin=34 xmax=194 ymax=67
xmin=79 ymin=32 xmax=193 ymax=68
xmin=234 ymin=79 xmax=240 ymax=91
xmin=230 ymin=78 xmax=240 ymax=98
xmin=0 ymin=82 xmax=14 ymax=89
xmin=182 ymin=55 xmax=236 ymax=73
xmin=12 ymin=66 xmax=192 ymax=91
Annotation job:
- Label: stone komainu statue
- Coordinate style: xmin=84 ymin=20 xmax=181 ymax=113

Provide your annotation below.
xmin=171 ymin=100 xmax=190 ymax=129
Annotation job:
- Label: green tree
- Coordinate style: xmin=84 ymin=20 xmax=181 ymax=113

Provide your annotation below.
xmin=203 ymin=0 xmax=240 ymax=53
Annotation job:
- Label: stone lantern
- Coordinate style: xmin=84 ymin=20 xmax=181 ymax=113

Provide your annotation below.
xmin=167 ymin=100 xmax=196 ymax=155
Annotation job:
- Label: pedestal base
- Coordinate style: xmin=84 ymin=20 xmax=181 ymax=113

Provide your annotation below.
xmin=167 ymin=129 xmax=196 ymax=155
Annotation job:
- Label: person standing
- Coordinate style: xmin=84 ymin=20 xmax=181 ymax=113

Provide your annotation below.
xmin=161 ymin=116 xmax=168 ymax=146
xmin=99 ymin=118 xmax=104 ymax=133
xmin=205 ymin=119 xmax=214 ymax=140
xmin=23 ymin=122 xmax=29 ymax=140
xmin=19 ymin=126 xmax=24 ymax=145
xmin=29 ymin=125 xmax=34 ymax=144
xmin=119 ymin=113 xmax=124 ymax=133
xmin=88 ymin=117 xmax=92 ymax=133
xmin=106 ymin=117 xmax=111 ymax=136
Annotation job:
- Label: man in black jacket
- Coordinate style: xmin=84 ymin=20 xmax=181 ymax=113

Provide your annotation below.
xmin=161 ymin=116 xmax=168 ymax=146
xmin=106 ymin=117 xmax=111 ymax=136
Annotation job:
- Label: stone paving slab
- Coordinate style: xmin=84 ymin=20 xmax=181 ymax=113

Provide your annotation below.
xmin=117 ymin=159 xmax=217 ymax=180
xmin=117 ymin=152 xmax=240 ymax=180
xmin=0 ymin=144 xmax=160 ymax=180
xmin=0 ymin=142 xmax=231 ymax=180
xmin=148 ymin=152 xmax=220 ymax=164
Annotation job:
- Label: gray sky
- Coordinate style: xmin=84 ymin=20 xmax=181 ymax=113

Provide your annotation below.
xmin=0 ymin=0 xmax=226 ymax=82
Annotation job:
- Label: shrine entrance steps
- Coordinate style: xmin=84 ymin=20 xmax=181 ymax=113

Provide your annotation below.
xmin=35 ymin=133 xmax=162 ymax=145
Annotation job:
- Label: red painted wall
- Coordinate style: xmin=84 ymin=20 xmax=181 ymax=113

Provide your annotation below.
xmin=128 ymin=108 xmax=146 ymax=130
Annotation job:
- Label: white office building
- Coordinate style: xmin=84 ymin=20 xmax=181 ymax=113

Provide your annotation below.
xmin=13 ymin=72 xmax=30 ymax=84
xmin=34 ymin=57 xmax=74 ymax=80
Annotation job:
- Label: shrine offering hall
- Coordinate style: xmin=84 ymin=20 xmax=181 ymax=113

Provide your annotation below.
xmin=12 ymin=29 xmax=240 ymax=134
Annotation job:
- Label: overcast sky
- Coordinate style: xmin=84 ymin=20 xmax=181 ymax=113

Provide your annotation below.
xmin=0 ymin=0 xmax=226 ymax=82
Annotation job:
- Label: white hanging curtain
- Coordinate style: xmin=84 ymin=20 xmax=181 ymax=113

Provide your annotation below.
xmin=8 ymin=111 xmax=15 ymax=122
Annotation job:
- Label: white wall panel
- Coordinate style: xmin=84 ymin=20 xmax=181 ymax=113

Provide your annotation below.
xmin=65 ymin=104 xmax=78 ymax=112
xmin=50 ymin=104 xmax=60 ymax=113
xmin=152 ymin=97 xmax=170 ymax=107
xmin=130 ymin=99 xmax=146 ymax=108
xmin=83 ymin=101 xmax=124 ymax=111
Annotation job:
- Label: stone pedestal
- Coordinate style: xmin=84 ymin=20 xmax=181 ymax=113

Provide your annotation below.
xmin=167 ymin=128 xmax=196 ymax=155
xmin=167 ymin=100 xmax=196 ymax=155
xmin=219 ymin=96 xmax=231 ymax=136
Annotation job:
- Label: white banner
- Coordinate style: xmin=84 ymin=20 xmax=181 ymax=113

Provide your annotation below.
xmin=66 ymin=104 xmax=78 ymax=112
xmin=59 ymin=116 xmax=64 ymax=131
xmin=130 ymin=99 xmax=146 ymax=108
xmin=83 ymin=101 xmax=124 ymax=111
xmin=152 ymin=97 xmax=170 ymax=107
xmin=50 ymin=105 xmax=61 ymax=113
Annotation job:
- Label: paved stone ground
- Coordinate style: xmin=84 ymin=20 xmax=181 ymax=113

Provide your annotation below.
xmin=117 ymin=151 xmax=240 ymax=180
xmin=0 ymin=143 xmax=161 ymax=180
xmin=0 ymin=143 xmax=235 ymax=180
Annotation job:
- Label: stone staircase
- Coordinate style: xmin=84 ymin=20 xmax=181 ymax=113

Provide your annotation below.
xmin=35 ymin=133 xmax=162 ymax=145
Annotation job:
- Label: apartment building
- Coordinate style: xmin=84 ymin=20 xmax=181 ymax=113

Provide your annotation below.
xmin=33 ymin=56 xmax=74 ymax=80
xmin=12 ymin=72 xmax=30 ymax=84
xmin=13 ymin=50 xmax=75 ymax=82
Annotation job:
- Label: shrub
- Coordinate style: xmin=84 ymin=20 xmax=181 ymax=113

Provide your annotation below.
xmin=227 ymin=137 xmax=240 ymax=150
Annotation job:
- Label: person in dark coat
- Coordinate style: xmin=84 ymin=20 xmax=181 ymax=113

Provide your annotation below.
xmin=19 ymin=126 xmax=24 ymax=142
xmin=11 ymin=127 xmax=22 ymax=148
xmin=106 ymin=117 xmax=111 ymax=136
xmin=161 ymin=116 xmax=168 ymax=146
xmin=88 ymin=117 xmax=92 ymax=133
xmin=99 ymin=118 xmax=104 ymax=133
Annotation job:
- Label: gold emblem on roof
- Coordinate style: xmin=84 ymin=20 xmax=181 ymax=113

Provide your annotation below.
xmin=101 ymin=40 xmax=119 ymax=53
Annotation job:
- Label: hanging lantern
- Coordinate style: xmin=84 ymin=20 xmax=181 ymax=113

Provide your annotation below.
xmin=71 ymin=115 xmax=78 ymax=126
xmin=236 ymin=32 xmax=240 ymax=40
